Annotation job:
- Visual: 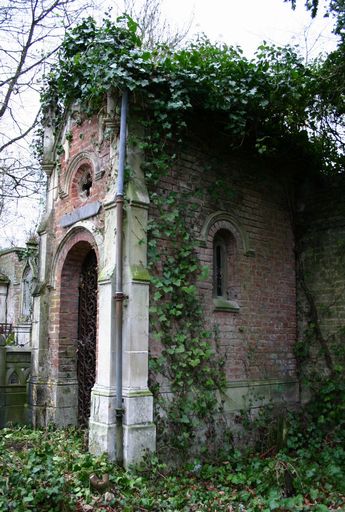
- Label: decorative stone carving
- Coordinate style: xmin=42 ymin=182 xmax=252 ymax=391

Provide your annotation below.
xmin=60 ymin=152 xmax=103 ymax=199
xmin=8 ymin=370 xmax=19 ymax=385
xmin=104 ymin=91 xmax=120 ymax=133
xmin=199 ymin=210 xmax=255 ymax=257
xmin=22 ymin=266 xmax=33 ymax=318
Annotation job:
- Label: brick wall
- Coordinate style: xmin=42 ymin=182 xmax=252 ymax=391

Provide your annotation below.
xmin=45 ymin=114 xmax=110 ymax=380
xmin=149 ymin=133 xmax=297 ymax=386
xmin=52 ymin=116 xmax=112 ymax=243
xmin=44 ymin=108 xmax=298 ymax=421
xmin=297 ymin=175 xmax=345 ymax=376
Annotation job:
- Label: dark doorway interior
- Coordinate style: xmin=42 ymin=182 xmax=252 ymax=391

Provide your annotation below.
xmin=77 ymin=249 xmax=97 ymax=426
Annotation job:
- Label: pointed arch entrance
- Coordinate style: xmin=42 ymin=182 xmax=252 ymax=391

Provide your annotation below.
xmin=58 ymin=238 xmax=98 ymax=427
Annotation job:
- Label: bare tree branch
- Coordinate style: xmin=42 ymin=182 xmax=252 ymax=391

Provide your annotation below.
xmin=0 ymin=111 xmax=40 ymax=153
xmin=0 ymin=0 xmax=98 ymax=245
xmin=0 ymin=0 xmax=192 ymax=245
xmin=123 ymin=0 xmax=193 ymax=49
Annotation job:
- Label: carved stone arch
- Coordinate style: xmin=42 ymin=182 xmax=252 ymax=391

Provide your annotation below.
xmin=199 ymin=211 xmax=255 ymax=257
xmin=49 ymin=226 xmax=100 ymax=426
xmin=50 ymin=226 xmax=100 ymax=290
xmin=60 ymin=152 xmax=103 ymax=199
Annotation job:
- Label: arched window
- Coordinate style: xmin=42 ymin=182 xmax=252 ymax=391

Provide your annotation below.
xmin=213 ymin=232 xmax=228 ymax=298
xmin=212 ymin=229 xmax=239 ymax=311
xmin=71 ymin=164 xmax=93 ymax=202
xmin=199 ymin=211 xmax=254 ymax=313
xmin=60 ymin=152 xmax=102 ymax=199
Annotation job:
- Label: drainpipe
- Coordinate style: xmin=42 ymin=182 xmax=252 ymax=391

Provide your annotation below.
xmin=114 ymin=89 xmax=128 ymax=464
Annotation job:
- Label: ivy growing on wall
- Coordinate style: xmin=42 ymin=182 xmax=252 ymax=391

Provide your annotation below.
xmin=41 ymin=14 xmax=344 ymax=455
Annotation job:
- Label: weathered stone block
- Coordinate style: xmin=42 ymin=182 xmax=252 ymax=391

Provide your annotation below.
xmin=123 ymin=392 xmax=154 ymax=426
xmin=122 ymin=423 xmax=156 ymax=468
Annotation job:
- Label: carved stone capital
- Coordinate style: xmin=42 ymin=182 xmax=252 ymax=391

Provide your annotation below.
xmin=41 ymin=162 xmax=55 ymax=177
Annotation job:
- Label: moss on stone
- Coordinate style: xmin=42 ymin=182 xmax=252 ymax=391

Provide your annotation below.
xmin=130 ymin=265 xmax=150 ymax=282
xmin=213 ymin=297 xmax=239 ymax=312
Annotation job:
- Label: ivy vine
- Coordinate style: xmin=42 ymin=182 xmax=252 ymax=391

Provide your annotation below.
xmin=43 ymin=15 xmax=339 ymax=172
xmin=41 ymin=14 xmax=344 ymax=455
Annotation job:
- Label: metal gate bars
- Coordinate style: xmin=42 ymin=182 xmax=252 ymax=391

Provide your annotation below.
xmin=77 ymin=250 xmax=97 ymax=427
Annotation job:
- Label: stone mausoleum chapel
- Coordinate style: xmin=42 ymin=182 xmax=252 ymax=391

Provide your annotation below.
xmin=27 ymin=84 xmax=344 ymax=467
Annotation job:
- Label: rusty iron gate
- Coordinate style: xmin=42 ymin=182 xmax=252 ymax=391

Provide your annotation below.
xmin=77 ymin=250 xmax=97 ymax=426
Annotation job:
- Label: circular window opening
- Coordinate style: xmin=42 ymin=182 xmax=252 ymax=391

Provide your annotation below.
xmin=79 ymin=171 xmax=92 ymax=199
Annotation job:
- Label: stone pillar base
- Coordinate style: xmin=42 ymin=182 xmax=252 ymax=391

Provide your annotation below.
xmin=123 ymin=423 xmax=156 ymax=467
xmin=89 ymin=385 xmax=117 ymax=459
xmin=89 ymin=387 xmax=156 ymax=466
xmin=89 ymin=420 xmax=117 ymax=460
xmin=29 ymin=378 xmax=78 ymax=427
xmin=122 ymin=391 xmax=156 ymax=468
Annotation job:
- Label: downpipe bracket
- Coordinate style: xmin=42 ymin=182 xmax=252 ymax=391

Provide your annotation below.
xmin=114 ymin=292 xmax=128 ymax=301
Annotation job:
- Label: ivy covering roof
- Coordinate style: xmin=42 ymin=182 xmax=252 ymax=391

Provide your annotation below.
xmin=42 ymin=15 xmax=344 ymax=174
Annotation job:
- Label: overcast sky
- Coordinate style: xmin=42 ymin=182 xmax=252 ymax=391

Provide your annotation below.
xmin=161 ymin=0 xmax=337 ymax=58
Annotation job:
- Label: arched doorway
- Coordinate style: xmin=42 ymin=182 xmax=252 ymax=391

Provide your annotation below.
xmin=77 ymin=250 xmax=97 ymax=426
xmin=58 ymin=241 xmax=98 ymax=427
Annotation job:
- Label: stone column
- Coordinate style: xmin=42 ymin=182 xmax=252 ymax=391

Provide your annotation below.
xmin=29 ymin=158 xmax=56 ymax=426
xmin=29 ymin=227 xmax=53 ymax=427
xmin=121 ymin=144 xmax=156 ymax=467
xmin=88 ymin=200 xmax=117 ymax=459
xmin=89 ymin=139 xmax=156 ymax=466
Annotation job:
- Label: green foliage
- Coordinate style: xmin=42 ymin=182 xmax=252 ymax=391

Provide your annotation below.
xmin=0 ymin=427 xmax=112 ymax=511
xmin=144 ymin=136 xmax=227 ymax=454
xmin=1 ymin=423 xmax=345 ymax=511
xmin=42 ymin=15 xmax=141 ymax=116
xmin=4 ymin=332 xmax=15 ymax=346
xmin=284 ymin=0 xmax=320 ymax=18
xmin=283 ymin=0 xmax=345 ymax=171
xmin=43 ymin=15 xmax=343 ymax=173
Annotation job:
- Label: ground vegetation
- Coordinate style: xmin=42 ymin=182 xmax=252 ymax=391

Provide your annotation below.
xmin=1 ymin=417 xmax=345 ymax=511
